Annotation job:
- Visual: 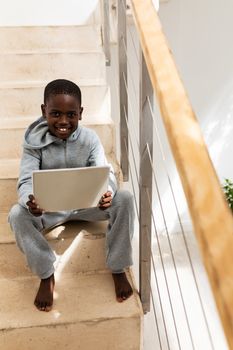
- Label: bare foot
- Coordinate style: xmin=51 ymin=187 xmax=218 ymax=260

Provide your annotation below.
xmin=112 ymin=272 xmax=133 ymax=302
xmin=34 ymin=274 xmax=55 ymax=312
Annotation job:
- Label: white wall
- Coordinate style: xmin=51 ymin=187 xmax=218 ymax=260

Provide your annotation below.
xmin=159 ymin=0 xmax=233 ymax=182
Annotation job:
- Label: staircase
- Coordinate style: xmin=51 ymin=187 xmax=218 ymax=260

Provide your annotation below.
xmin=0 ymin=3 xmax=142 ymax=349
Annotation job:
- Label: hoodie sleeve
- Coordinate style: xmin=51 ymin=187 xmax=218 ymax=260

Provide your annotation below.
xmin=17 ymin=147 xmax=41 ymax=208
xmin=87 ymin=131 xmax=118 ymax=197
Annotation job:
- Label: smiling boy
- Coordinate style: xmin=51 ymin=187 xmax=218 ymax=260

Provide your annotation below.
xmin=8 ymin=79 xmax=135 ymax=312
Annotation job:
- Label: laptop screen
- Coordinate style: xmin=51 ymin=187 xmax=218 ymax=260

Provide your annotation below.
xmin=32 ymin=166 xmax=110 ymax=212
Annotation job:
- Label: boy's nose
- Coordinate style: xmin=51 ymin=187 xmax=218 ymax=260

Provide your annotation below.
xmin=59 ymin=114 xmax=69 ymax=124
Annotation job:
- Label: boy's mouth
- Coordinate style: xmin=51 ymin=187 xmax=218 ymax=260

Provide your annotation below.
xmin=56 ymin=127 xmax=70 ymax=134
xmin=54 ymin=127 xmax=72 ymax=138
xmin=58 ymin=127 xmax=68 ymax=132
xmin=51 ymin=125 xmax=75 ymax=139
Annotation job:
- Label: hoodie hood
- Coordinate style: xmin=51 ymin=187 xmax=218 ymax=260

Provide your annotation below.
xmin=23 ymin=116 xmax=81 ymax=150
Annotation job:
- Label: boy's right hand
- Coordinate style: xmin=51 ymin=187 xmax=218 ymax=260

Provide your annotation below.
xmin=26 ymin=194 xmax=43 ymax=217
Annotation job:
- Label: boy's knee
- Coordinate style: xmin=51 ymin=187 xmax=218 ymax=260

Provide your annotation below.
xmin=114 ymin=190 xmax=134 ymax=209
xmin=8 ymin=204 xmax=28 ymax=224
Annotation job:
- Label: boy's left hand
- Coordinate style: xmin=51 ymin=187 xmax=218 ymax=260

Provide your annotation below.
xmin=98 ymin=191 xmax=112 ymax=210
xmin=26 ymin=194 xmax=44 ymax=216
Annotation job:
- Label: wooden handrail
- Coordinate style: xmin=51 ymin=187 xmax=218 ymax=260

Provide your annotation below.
xmin=131 ymin=0 xmax=233 ymax=347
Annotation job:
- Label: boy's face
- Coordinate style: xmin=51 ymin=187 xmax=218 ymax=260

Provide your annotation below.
xmin=41 ymin=94 xmax=83 ymax=140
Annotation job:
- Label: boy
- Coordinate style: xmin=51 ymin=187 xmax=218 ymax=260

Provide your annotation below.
xmin=8 ymin=79 xmax=135 ymax=312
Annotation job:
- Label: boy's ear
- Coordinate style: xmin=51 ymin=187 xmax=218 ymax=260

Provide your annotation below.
xmin=79 ymin=107 xmax=84 ymax=120
xmin=41 ymin=104 xmax=46 ymax=117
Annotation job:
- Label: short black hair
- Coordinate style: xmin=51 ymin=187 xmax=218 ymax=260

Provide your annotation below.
xmin=44 ymin=79 xmax=82 ymax=104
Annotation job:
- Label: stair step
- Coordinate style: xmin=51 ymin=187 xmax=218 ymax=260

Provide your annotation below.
xmin=0 ymin=120 xmax=115 ymax=158
xmin=0 ymin=79 xmax=106 ymax=89
xmin=0 ymin=159 xmax=19 ymax=222
xmin=0 ymin=84 xmax=110 ymax=121
xmin=0 ymin=271 xmax=142 ymax=350
xmin=0 ymin=52 xmax=106 ymax=82
xmin=0 ymin=158 xmax=19 ymax=178
xmin=0 ymin=212 xmax=13 ymax=243
xmin=0 ymin=26 xmax=102 ymax=53
xmin=0 ymin=179 xmax=17 ymax=211
xmin=0 ymin=221 xmax=109 ymax=276
xmin=0 ymin=0 xmax=101 ymax=27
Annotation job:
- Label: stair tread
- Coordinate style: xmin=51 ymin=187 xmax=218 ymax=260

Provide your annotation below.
xmin=0 ymin=221 xmax=109 ymax=275
xmin=0 ymin=24 xmax=101 ymax=29
xmin=0 ymin=79 xmax=106 ymax=89
xmin=0 ymin=53 xmax=106 ymax=83
xmin=0 ymin=49 xmax=104 ymax=55
xmin=0 ymin=24 xmax=103 ymax=53
xmin=0 ymin=159 xmax=20 ymax=179
xmin=0 ymin=270 xmax=141 ymax=330
xmin=0 ymin=211 xmax=12 ymax=242
xmin=0 ymin=84 xmax=111 ymax=123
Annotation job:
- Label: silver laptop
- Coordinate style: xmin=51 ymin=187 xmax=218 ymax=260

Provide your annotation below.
xmin=32 ymin=166 xmax=110 ymax=212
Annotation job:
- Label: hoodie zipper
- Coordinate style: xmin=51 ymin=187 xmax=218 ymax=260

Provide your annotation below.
xmin=63 ymin=140 xmax=68 ymax=167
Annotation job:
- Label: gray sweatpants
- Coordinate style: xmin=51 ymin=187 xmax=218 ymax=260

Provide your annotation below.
xmin=8 ymin=190 xmax=134 ymax=279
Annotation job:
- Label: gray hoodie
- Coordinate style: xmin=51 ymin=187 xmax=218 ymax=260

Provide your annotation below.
xmin=18 ymin=117 xmax=117 ymax=208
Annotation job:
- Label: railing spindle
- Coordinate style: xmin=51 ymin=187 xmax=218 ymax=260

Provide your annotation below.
xmin=117 ymin=0 xmax=128 ymax=181
xmin=139 ymin=51 xmax=153 ymax=313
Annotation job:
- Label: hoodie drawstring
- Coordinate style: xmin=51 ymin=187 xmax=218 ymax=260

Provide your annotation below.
xmin=63 ymin=140 xmax=67 ymax=167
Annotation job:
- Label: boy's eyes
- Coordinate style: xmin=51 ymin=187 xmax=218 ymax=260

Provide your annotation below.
xmin=50 ymin=111 xmax=60 ymax=117
xmin=49 ymin=111 xmax=78 ymax=118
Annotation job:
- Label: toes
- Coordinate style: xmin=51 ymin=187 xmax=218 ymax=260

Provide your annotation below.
xmin=117 ymin=297 xmax=124 ymax=302
xmin=34 ymin=300 xmax=52 ymax=312
xmin=41 ymin=303 xmax=47 ymax=311
xmin=116 ymin=290 xmax=132 ymax=302
xmin=116 ymin=290 xmax=124 ymax=302
xmin=34 ymin=300 xmax=42 ymax=311
xmin=45 ymin=303 xmax=52 ymax=312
